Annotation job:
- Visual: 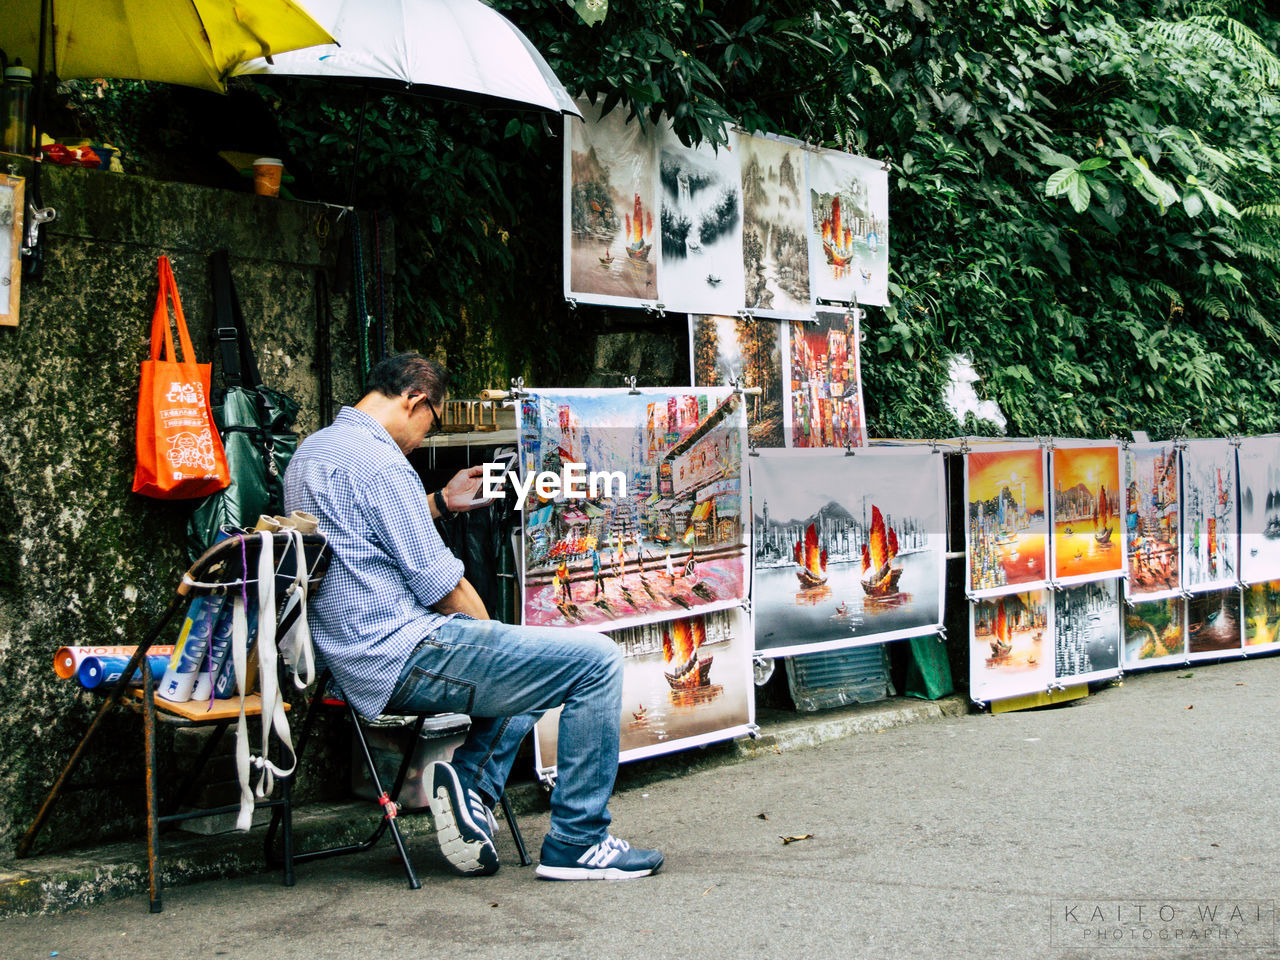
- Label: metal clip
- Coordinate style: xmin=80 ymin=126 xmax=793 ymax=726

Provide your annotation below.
xmin=509 ymin=376 xmax=527 ymax=399
xmin=23 ymin=203 xmax=56 ymax=252
xmin=959 ymin=438 xmax=971 ymax=456
xmin=625 ymin=375 xmax=641 ymax=395
xmin=844 ymin=441 xmax=856 ymax=457
xmin=565 ymin=297 xmax=578 ymax=312
xmin=644 ymin=302 xmax=667 ymax=319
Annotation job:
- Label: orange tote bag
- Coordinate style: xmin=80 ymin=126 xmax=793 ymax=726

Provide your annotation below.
xmin=132 ymin=256 xmax=230 ymax=499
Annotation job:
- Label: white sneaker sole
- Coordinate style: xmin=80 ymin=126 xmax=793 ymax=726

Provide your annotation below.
xmin=534 ymin=863 xmax=657 ymax=881
xmin=427 ymin=763 xmax=498 ymax=876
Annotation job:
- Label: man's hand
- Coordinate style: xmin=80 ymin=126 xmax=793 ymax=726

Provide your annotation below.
xmin=442 ymin=465 xmax=486 ymax=514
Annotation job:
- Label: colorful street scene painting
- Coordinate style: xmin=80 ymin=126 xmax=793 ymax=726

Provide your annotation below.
xmin=1124 ymin=442 xmax=1181 ymax=599
xmin=564 ymin=99 xmax=659 ymax=306
xmin=533 ymin=607 xmax=754 ymax=774
xmin=690 ymin=314 xmax=786 ymax=448
xmin=658 ymin=127 xmax=744 ymax=314
xmin=806 ymin=148 xmax=889 ymax=306
xmin=1050 ymin=443 xmax=1124 ymax=585
xmin=965 ymin=446 xmax=1049 ymax=597
xmin=1237 ymin=436 xmax=1280 ymax=585
xmin=1053 ymin=579 xmax=1121 ymax=683
xmin=1186 ymin=588 xmax=1242 ymax=661
xmin=1243 ymin=580 xmax=1280 ymax=653
xmin=750 ymin=449 xmax=946 ymax=657
xmin=1180 ymin=439 xmax=1238 ymax=591
xmin=739 ymin=134 xmax=811 ymax=318
xmin=969 ymin=590 xmax=1054 ymax=702
xmin=785 ymin=311 xmax=866 ymax=448
xmin=519 ymin=388 xmax=748 ymax=630
xmin=1122 ymin=597 xmax=1186 ymax=669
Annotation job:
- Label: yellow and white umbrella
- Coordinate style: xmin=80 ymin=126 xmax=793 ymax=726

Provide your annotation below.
xmin=2 ymin=0 xmax=335 ymax=92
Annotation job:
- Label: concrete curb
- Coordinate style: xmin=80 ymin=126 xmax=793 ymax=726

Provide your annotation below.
xmin=0 ymin=695 xmax=966 ymax=916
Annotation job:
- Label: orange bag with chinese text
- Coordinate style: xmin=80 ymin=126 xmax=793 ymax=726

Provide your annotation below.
xmin=132 ymin=256 xmax=230 ymax=499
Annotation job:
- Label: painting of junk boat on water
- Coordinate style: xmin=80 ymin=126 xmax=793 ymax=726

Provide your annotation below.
xmin=1050 ymin=442 xmax=1125 ymax=585
xmin=750 ymin=448 xmax=946 ymax=657
xmin=518 ymin=388 xmax=748 ymax=631
xmin=969 ymin=589 xmax=1054 ymax=702
xmin=533 ymin=607 xmax=754 ymax=775
xmin=564 ymin=98 xmax=660 ymax=307
xmin=965 ymin=446 xmax=1049 ymax=597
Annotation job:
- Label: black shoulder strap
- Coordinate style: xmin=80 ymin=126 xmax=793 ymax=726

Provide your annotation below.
xmin=211 ymin=249 xmax=262 ymax=389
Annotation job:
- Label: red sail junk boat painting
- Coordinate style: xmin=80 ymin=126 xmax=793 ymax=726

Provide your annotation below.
xmin=820 ymin=195 xmax=855 ymax=268
xmin=989 ymin=598 xmax=1013 ymax=662
xmin=861 ymin=506 xmax=905 ymax=598
xmin=663 ymin=617 xmax=714 ymax=690
xmin=793 ymin=523 xmax=828 ymax=588
xmin=1094 ymin=483 xmax=1114 ymax=545
xmin=625 ymin=193 xmax=653 ymax=262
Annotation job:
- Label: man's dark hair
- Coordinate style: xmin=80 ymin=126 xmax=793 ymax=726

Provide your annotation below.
xmin=366 ymin=353 xmax=450 ymax=404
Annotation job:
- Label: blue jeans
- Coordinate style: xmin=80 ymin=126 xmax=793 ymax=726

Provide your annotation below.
xmin=384 ymin=617 xmax=622 ymax=846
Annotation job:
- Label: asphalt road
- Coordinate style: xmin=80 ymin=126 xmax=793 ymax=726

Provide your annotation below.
xmin=8 ymin=655 xmax=1280 ymax=960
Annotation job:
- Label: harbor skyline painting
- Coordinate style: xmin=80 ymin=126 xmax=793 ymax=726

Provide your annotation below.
xmin=965 ymin=446 xmax=1049 ymax=597
xmin=1050 ymin=443 xmax=1124 ymax=584
xmin=1054 ymin=579 xmax=1121 ymax=683
xmin=750 ymin=449 xmax=945 ymax=656
xmin=806 ymin=149 xmax=889 ymax=306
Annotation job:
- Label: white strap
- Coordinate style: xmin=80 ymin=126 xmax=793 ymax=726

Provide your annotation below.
xmin=277 ymin=529 xmax=315 ymax=689
xmin=231 ymin=588 xmax=255 ymax=831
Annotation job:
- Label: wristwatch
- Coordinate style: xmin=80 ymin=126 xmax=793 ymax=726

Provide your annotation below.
xmin=433 ymin=489 xmax=455 ymax=520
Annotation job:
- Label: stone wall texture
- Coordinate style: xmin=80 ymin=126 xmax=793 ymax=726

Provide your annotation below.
xmin=0 ymin=163 xmax=367 ymax=851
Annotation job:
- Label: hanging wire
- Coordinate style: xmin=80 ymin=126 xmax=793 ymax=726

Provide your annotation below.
xmin=352 ymin=214 xmax=371 ymax=391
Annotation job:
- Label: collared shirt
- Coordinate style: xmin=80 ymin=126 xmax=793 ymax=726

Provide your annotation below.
xmin=283 ymin=406 xmax=464 ymax=718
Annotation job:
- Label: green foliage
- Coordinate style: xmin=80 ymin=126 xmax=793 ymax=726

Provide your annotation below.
xmin=130 ymin=0 xmax=1280 ymax=429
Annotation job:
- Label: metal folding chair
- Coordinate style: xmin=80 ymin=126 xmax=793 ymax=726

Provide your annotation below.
xmin=15 ymin=532 xmax=331 ymax=913
xmin=268 ymin=669 xmax=531 ymax=887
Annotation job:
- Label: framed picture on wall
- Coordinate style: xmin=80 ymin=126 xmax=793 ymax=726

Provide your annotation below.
xmin=0 ymin=173 xmax=23 ymax=326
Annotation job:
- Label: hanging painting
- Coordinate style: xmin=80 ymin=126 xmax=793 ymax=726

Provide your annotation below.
xmin=1185 ymin=588 xmax=1243 ymax=661
xmin=1053 ymin=579 xmax=1121 ymax=684
xmin=533 ymin=606 xmax=754 ymax=776
xmin=806 ymin=148 xmax=889 ymax=307
xmin=689 ymin=314 xmax=787 ymax=448
xmin=563 ymin=99 xmax=660 ymax=307
xmin=1236 ymin=436 xmax=1280 ymax=584
xmin=1243 ymin=580 xmax=1280 ymax=653
xmin=1180 ymin=438 xmax=1238 ymax=592
xmin=739 ymin=133 xmax=811 ymax=318
xmin=658 ymin=126 xmax=745 ymax=315
xmin=1050 ymin=442 xmax=1125 ymax=585
xmin=1122 ymin=597 xmax=1186 ymax=669
xmin=968 ymin=590 xmax=1054 ymax=702
xmin=1 ymin=173 xmax=23 ymax=326
xmin=518 ymin=388 xmax=748 ymax=631
xmin=785 ymin=310 xmax=866 ymax=448
xmin=1123 ymin=442 xmax=1181 ymax=600
xmin=964 ymin=446 xmax=1049 ymax=597
xmin=750 ymin=448 xmax=946 ymax=657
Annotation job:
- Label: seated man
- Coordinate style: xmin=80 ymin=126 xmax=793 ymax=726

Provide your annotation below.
xmin=283 ymin=352 xmax=662 ymax=881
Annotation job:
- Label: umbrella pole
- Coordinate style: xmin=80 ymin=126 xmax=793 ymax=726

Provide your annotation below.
xmin=344 ymin=86 xmax=371 ymax=209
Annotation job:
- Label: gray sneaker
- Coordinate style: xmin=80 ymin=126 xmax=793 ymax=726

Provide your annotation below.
xmin=535 ymin=833 xmax=663 ymax=881
xmin=427 ymin=761 xmax=499 ymax=876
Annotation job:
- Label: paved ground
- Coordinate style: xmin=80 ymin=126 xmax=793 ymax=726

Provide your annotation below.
xmin=7 ymin=656 xmax=1279 ymax=960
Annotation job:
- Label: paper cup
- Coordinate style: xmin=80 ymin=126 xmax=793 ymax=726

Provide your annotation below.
xmin=252 ymin=157 xmax=284 ymax=197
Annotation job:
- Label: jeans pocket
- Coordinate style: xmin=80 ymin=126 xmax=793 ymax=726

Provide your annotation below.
xmin=395 ymin=664 xmax=476 ymax=715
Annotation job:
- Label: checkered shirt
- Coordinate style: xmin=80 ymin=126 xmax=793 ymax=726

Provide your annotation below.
xmin=283 ymin=406 xmax=464 ymax=718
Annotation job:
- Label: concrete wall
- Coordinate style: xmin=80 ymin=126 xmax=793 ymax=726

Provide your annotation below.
xmin=0 ymin=162 xmax=367 ymax=851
